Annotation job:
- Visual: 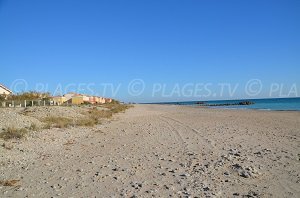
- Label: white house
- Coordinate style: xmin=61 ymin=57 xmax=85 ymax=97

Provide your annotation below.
xmin=64 ymin=92 xmax=78 ymax=100
xmin=0 ymin=84 xmax=13 ymax=95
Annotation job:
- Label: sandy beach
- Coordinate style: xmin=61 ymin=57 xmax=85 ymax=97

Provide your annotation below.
xmin=1 ymin=104 xmax=300 ymax=197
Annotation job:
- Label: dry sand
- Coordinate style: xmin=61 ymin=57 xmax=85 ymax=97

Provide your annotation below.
xmin=0 ymin=104 xmax=300 ymax=197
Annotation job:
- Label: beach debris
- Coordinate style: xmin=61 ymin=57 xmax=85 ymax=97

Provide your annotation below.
xmin=179 ymin=173 xmax=190 ymax=177
xmin=232 ymin=164 xmax=260 ymax=178
xmin=131 ymin=181 xmax=143 ymax=189
xmin=0 ymin=179 xmax=20 ymax=186
xmin=1 ymin=142 xmax=13 ymax=150
xmin=244 ymin=190 xmax=260 ymax=197
xmin=229 ymin=148 xmax=241 ymax=157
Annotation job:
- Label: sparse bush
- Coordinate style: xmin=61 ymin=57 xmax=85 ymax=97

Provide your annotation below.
xmin=7 ymin=91 xmax=51 ymax=101
xmin=88 ymin=108 xmax=113 ymax=119
xmin=42 ymin=117 xmax=73 ymax=128
xmin=79 ymin=108 xmax=113 ymax=126
xmin=101 ymin=103 xmax=131 ymax=114
xmin=0 ymin=127 xmax=28 ymax=140
xmin=39 ymin=103 xmax=131 ymax=129
xmin=75 ymin=117 xmax=98 ymax=127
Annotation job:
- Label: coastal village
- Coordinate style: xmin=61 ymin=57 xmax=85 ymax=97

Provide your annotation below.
xmin=0 ymin=83 xmax=113 ymax=107
xmin=52 ymin=93 xmax=112 ymax=105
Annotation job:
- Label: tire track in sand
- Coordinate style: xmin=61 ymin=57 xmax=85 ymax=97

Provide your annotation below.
xmin=160 ymin=115 xmax=216 ymax=153
xmin=159 ymin=116 xmax=189 ymax=154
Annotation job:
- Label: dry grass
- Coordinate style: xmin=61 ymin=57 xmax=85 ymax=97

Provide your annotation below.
xmin=77 ymin=108 xmax=113 ymax=127
xmin=0 ymin=124 xmax=39 ymax=141
xmin=28 ymin=123 xmax=39 ymax=131
xmin=42 ymin=116 xmax=73 ymax=128
xmin=83 ymin=104 xmax=132 ymax=126
xmin=0 ymin=127 xmax=28 ymax=140
xmin=0 ymin=179 xmax=20 ymax=186
xmin=87 ymin=108 xmax=113 ymax=119
xmin=0 ymin=103 xmax=132 ymax=141
xmin=101 ymin=103 xmax=132 ymax=114
xmin=75 ymin=117 xmax=98 ymax=127
xmin=40 ymin=103 xmax=132 ymax=129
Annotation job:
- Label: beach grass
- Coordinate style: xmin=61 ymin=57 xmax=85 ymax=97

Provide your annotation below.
xmin=0 ymin=103 xmax=132 ymax=140
xmin=75 ymin=117 xmax=99 ymax=127
xmin=41 ymin=103 xmax=131 ymax=129
xmin=0 ymin=127 xmax=28 ymax=140
xmin=101 ymin=102 xmax=132 ymax=113
xmin=42 ymin=116 xmax=73 ymax=128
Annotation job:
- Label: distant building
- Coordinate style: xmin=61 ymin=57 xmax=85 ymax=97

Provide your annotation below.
xmin=51 ymin=96 xmax=67 ymax=105
xmin=89 ymin=96 xmax=106 ymax=104
xmin=105 ymin=98 xmax=112 ymax=103
xmin=64 ymin=92 xmax=78 ymax=101
xmin=70 ymin=96 xmax=83 ymax=105
xmin=71 ymin=95 xmax=89 ymax=105
xmin=0 ymin=84 xmax=13 ymax=95
xmin=50 ymin=92 xmax=113 ymax=105
xmin=88 ymin=96 xmax=97 ymax=104
xmin=98 ymin=97 xmax=106 ymax=104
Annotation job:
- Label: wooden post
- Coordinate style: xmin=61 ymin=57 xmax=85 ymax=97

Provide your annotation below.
xmin=44 ymin=100 xmax=46 ymax=106
xmin=12 ymin=101 xmax=15 ymax=107
xmin=24 ymin=100 xmax=27 ymax=108
xmin=32 ymin=101 xmax=33 ymax=107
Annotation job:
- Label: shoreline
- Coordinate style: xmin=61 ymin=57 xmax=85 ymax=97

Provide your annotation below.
xmin=142 ymin=97 xmax=300 ymax=112
xmin=143 ymin=103 xmax=300 ymax=112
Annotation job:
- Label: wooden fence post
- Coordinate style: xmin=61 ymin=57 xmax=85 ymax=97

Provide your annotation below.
xmin=24 ymin=100 xmax=27 ymax=108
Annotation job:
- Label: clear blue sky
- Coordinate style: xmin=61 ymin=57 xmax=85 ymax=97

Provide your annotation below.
xmin=0 ymin=0 xmax=299 ymax=102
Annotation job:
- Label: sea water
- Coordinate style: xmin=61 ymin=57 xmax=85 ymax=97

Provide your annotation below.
xmin=156 ymin=97 xmax=300 ymax=111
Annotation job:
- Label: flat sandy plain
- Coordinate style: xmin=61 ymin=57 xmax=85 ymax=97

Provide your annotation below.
xmin=1 ymin=104 xmax=300 ymax=197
